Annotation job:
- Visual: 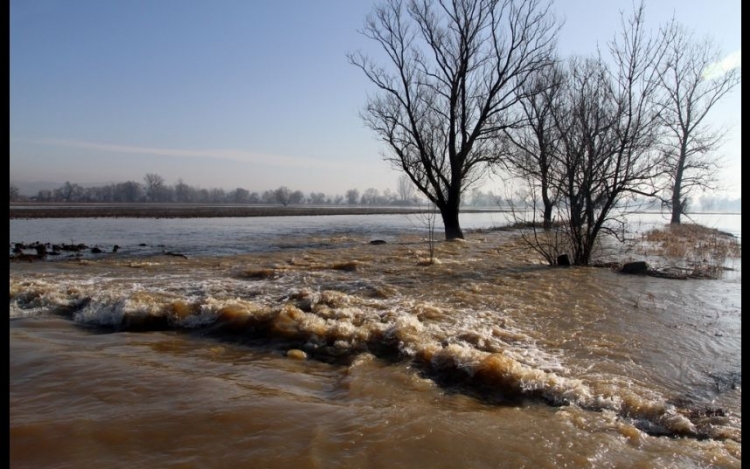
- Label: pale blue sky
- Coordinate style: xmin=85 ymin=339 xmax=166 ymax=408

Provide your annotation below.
xmin=10 ymin=0 xmax=741 ymax=198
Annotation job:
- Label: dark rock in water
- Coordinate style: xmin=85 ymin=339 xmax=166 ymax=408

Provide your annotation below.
xmin=113 ymin=245 xmax=120 ymax=253
xmin=10 ymin=253 xmax=38 ymax=262
xmin=557 ymin=254 xmax=570 ymax=266
xmin=621 ymin=261 xmax=648 ymax=275
xmin=163 ymin=251 xmax=188 ymax=259
xmin=91 ymin=247 xmax=103 ymax=254
xmin=34 ymin=244 xmax=47 ymax=257
xmin=59 ymin=243 xmax=87 ymax=252
xmin=370 ymin=240 xmax=387 ymax=245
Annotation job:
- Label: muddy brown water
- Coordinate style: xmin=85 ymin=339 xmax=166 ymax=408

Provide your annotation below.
xmin=9 ymin=216 xmax=741 ymax=468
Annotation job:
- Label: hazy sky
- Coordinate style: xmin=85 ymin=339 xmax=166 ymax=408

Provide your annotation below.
xmin=10 ymin=0 xmax=741 ymax=198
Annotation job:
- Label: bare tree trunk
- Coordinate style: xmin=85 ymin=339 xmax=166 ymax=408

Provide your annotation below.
xmin=670 ymin=170 xmax=684 ymax=224
xmin=541 ymin=185 xmax=554 ymax=230
xmin=349 ymin=0 xmax=559 ymax=242
xmin=440 ymin=201 xmax=464 ymax=241
xmin=656 ymin=19 xmax=739 ymax=226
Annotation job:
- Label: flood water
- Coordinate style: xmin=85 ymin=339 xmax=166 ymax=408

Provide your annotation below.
xmin=9 ymin=211 xmax=741 ymax=468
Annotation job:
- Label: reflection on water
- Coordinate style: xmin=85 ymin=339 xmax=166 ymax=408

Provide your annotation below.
xmin=9 ymin=213 xmax=742 ymax=468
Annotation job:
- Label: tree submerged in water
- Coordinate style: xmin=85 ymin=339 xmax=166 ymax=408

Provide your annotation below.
xmin=349 ymin=0 xmax=559 ymax=240
xmin=655 ymin=20 xmax=740 ymax=225
xmin=494 ymin=1 xmax=738 ymax=265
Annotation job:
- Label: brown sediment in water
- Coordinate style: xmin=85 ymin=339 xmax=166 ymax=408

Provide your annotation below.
xmin=10 ymin=228 xmax=741 ymax=443
xmin=9 ymin=208 xmax=742 ymax=445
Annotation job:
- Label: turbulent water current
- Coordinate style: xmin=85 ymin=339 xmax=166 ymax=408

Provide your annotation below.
xmin=9 ymin=212 xmax=741 ymax=468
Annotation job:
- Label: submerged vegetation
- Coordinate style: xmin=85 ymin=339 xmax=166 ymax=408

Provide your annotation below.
xmin=495 ymin=215 xmax=741 ymax=280
xmin=634 ymin=223 xmax=741 ymax=279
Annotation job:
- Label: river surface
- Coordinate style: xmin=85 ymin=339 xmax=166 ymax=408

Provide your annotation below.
xmin=9 ymin=211 xmax=741 ymax=468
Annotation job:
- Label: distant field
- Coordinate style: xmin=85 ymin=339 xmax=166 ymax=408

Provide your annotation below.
xmin=8 ymin=203 xmax=506 ymax=219
xmin=8 ymin=203 xmax=414 ymax=219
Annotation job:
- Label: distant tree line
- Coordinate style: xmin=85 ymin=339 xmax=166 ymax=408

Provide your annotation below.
xmin=8 ymin=176 xmax=739 ymax=212
xmin=9 ymin=173 xmax=442 ymax=206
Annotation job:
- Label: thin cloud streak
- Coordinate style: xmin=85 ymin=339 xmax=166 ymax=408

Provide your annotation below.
xmin=23 ymin=138 xmax=354 ymax=170
xmin=703 ymin=49 xmax=741 ymax=80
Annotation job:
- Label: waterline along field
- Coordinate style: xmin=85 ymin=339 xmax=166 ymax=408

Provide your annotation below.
xmin=9 ymin=209 xmax=741 ymax=468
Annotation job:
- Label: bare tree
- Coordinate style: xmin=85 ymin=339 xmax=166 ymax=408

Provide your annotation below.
xmin=502 ymin=61 xmax=565 ymax=229
xmin=83 ymin=186 xmax=107 ymax=202
xmin=382 ymin=188 xmax=396 ymax=204
xmin=274 ymin=186 xmax=292 ymax=206
xmin=36 ymin=189 xmax=53 ymax=202
xmin=143 ymin=173 xmax=166 ymax=202
xmin=346 ymin=188 xmax=360 ymax=205
xmin=506 ymin=178 xmax=570 ymax=265
xmin=361 ymin=187 xmax=381 ymax=205
xmin=536 ymin=3 xmax=667 ymax=266
xmin=656 ymin=20 xmax=741 ymax=224
xmin=89 ymin=184 xmax=107 ymax=202
xmin=230 ymin=188 xmax=250 ymax=204
xmin=115 ymin=181 xmax=143 ymax=202
xmin=420 ymin=202 xmax=439 ymax=264
xmin=10 ymin=184 xmax=20 ymax=201
xmin=174 ymin=179 xmax=196 ymax=203
xmin=197 ymin=188 xmax=210 ymax=203
xmin=208 ymin=188 xmax=226 ymax=203
xmin=349 ymin=0 xmax=559 ymax=240
xmin=56 ymin=181 xmax=84 ymax=202
xmin=289 ymin=190 xmax=306 ymax=205
xmin=396 ymin=174 xmax=416 ymax=205
xmin=407 ymin=201 xmax=440 ymax=264
xmin=549 ymin=56 xmax=622 ymax=265
xmin=310 ymin=192 xmax=327 ymax=205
